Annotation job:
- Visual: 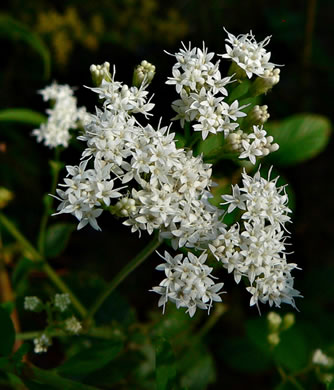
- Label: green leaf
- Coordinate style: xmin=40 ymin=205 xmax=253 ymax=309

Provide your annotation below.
xmin=196 ymin=133 xmax=224 ymax=158
xmin=220 ymin=337 xmax=272 ymax=373
xmin=0 ymin=14 xmax=51 ymax=78
xmin=179 ymin=345 xmax=216 ymax=390
xmin=58 ymin=339 xmax=123 ymax=378
xmin=12 ymin=257 xmax=36 ymax=287
xmin=155 ymin=337 xmax=177 ymax=390
xmin=44 ymin=223 xmax=76 ymax=258
xmin=272 ymin=325 xmax=310 ymax=373
xmin=0 ymin=306 xmax=15 ymax=356
xmin=228 ymin=79 xmax=251 ymax=102
xmin=0 ymin=109 xmax=46 ymax=126
xmin=245 ymin=317 xmax=271 ymax=355
xmin=265 ymin=114 xmax=331 ymax=166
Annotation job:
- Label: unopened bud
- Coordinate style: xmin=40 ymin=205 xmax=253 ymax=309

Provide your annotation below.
xmin=267 ymin=311 xmax=282 ymax=332
xmin=243 ymin=105 xmax=270 ymax=129
xmin=267 ymin=332 xmax=280 ymax=347
xmin=249 ymin=68 xmax=280 ymax=97
xmin=90 ymin=62 xmax=112 ymax=86
xmin=133 ymin=60 xmax=156 ymax=87
xmin=0 ymin=187 xmax=13 ymax=209
xmin=281 ymin=313 xmax=295 ymax=330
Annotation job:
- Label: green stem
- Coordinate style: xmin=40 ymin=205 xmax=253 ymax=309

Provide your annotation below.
xmin=38 ymin=148 xmax=62 ymax=256
xmin=184 ymin=121 xmax=191 ymax=146
xmin=0 ymin=213 xmax=42 ymax=261
xmin=0 ymin=212 xmax=87 ymax=318
xmin=86 ymin=234 xmax=161 ymax=322
xmin=16 ymin=326 xmax=121 ymax=341
xmin=16 ymin=363 xmax=100 ymax=390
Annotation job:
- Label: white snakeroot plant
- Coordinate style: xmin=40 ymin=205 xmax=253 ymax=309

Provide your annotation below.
xmin=46 ymin=27 xmax=301 ymax=318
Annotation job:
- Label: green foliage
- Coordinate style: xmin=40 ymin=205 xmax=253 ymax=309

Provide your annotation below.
xmin=12 ymin=257 xmax=36 ymax=287
xmin=0 ymin=109 xmax=47 ymax=126
xmin=0 ymin=306 xmax=15 ymax=356
xmin=44 ymin=223 xmax=76 ymax=258
xmin=0 ymin=14 xmax=51 ymax=78
xmin=57 ymin=339 xmax=123 ymax=379
xmin=266 ymin=114 xmax=332 ymax=166
xmin=155 ymin=337 xmax=177 ymax=390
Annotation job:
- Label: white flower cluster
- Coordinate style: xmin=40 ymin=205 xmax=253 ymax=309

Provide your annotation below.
xmin=166 ymin=43 xmax=248 ymax=140
xmin=226 ymin=125 xmax=279 ymax=164
xmin=220 ymin=28 xmax=276 ymax=79
xmin=24 ymin=296 xmax=41 ymax=311
xmin=152 ymin=251 xmax=224 ymax=317
xmin=209 ymin=168 xmax=301 ymax=309
xmin=54 ymin=293 xmax=71 ymax=312
xmin=65 ymin=316 xmax=82 ymax=334
xmin=33 ymin=334 xmax=51 ymax=353
xmin=55 ymin=70 xmax=225 ymax=250
xmin=166 ymin=34 xmax=279 ymax=164
xmin=33 ymin=82 xmax=90 ymax=148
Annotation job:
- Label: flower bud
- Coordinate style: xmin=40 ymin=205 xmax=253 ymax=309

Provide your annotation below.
xmin=90 ymin=62 xmax=112 ymax=86
xmin=267 ymin=332 xmax=280 ymax=347
xmin=281 ymin=313 xmax=295 ymax=330
xmin=249 ymin=68 xmax=280 ymax=97
xmin=133 ymin=60 xmax=156 ymax=87
xmin=267 ymin=311 xmax=282 ymax=332
xmin=0 ymin=187 xmax=13 ymax=209
xmin=243 ymin=105 xmax=270 ymax=129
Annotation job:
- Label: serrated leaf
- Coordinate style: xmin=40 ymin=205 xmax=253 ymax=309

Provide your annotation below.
xmin=44 ymin=223 xmax=75 ymax=258
xmin=155 ymin=337 xmax=176 ymax=390
xmin=58 ymin=339 xmax=123 ymax=378
xmin=0 ymin=306 xmax=15 ymax=356
xmin=0 ymin=109 xmax=46 ymax=126
xmin=265 ymin=114 xmax=331 ymax=166
xmin=0 ymin=14 xmax=51 ymax=78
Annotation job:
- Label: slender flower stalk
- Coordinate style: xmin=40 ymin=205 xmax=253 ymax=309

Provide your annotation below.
xmin=37 ymin=148 xmax=63 ymax=256
xmin=86 ymin=233 xmax=161 ymax=322
xmin=0 ymin=212 xmax=87 ymax=318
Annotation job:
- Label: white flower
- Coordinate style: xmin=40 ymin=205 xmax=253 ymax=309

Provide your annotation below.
xmin=54 ymin=293 xmax=71 ymax=312
xmin=65 ymin=316 xmax=82 ymax=334
xmin=33 ymin=82 xmax=89 ymax=148
xmin=24 ymin=296 xmax=42 ymax=311
xmin=152 ymin=251 xmax=224 ymax=317
xmin=33 ymin=334 xmax=52 ymax=353
xmin=220 ymin=28 xmax=277 ymax=79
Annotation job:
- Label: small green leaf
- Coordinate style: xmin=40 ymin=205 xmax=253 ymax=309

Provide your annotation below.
xmin=44 ymin=223 xmax=76 ymax=258
xmin=246 ymin=317 xmax=271 ymax=355
xmin=0 ymin=14 xmax=51 ymax=78
xmin=58 ymin=340 xmax=123 ymax=378
xmin=272 ymin=325 xmax=310 ymax=373
xmin=0 ymin=306 xmax=15 ymax=356
xmin=197 ymin=133 xmax=224 ymax=158
xmin=0 ymin=109 xmax=46 ymax=126
xmin=12 ymin=257 xmax=35 ymax=287
xmin=265 ymin=114 xmax=331 ymax=166
xmin=155 ymin=337 xmax=177 ymax=390
xmin=228 ymin=79 xmax=251 ymax=102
